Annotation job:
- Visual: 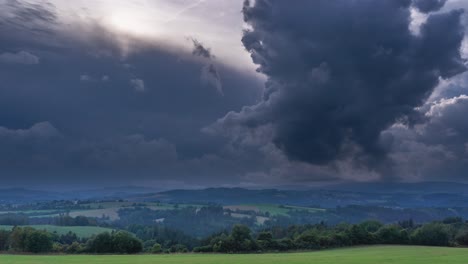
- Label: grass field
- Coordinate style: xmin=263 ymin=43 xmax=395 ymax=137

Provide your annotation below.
xmin=0 ymin=225 xmax=114 ymax=238
xmin=225 ymin=204 xmax=325 ymax=216
xmin=0 ymin=202 xmax=193 ymax=221
xmin=1 ymin=246 xmax=467 ymax=264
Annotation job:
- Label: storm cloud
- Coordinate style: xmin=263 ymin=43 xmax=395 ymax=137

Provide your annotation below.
xmin=413 ymin=0 xmax=447 ymax=13
xmin=1 ymin=0 xmax=468 ymax=187
xmin=0 ymin=0 xmax=263 ymax=186
xmin=212 ymin=0 xmax=466 ymax=175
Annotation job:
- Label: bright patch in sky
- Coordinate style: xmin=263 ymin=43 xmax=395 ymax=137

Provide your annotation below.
xmin=49 ymin=0 xmax=255 ymax=72
xmin=107 ymin=11 xmax=156 ymax=36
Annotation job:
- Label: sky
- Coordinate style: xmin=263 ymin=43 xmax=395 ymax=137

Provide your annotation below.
xmin=1 ymin=0 xmax=468 ymax=189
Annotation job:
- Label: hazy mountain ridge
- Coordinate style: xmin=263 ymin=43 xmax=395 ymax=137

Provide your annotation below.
xmin=2 ymin=182 xmax=468 ymax=207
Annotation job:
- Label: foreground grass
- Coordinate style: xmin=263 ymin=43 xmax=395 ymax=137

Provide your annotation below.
xmin=2 ymin=246 xmax=468 ymax=264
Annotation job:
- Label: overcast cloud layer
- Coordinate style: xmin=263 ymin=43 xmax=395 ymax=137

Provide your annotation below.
xmin=1 ymin=0 xmax=468 ymax=188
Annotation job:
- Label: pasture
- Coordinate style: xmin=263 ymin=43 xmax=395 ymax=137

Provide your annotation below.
xmin=1 ymin=246 xmax=467 ymax=264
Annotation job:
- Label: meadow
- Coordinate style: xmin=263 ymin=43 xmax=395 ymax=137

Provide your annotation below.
xmin=1 ymin=246 xmax=467 ymax=264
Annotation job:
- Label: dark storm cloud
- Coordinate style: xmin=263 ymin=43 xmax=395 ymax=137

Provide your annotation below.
xmin=382 ymin=94 xmax=468 ymax=181
xmin=2 ymin=0 xmax=468 ymax=187
xmin=211 ymin=0 xmax=466 ymax=173
xmin=0 ymin=0 xmax=264 ymax=186
xmin=413 ymin=0 xmax=447 ymax=13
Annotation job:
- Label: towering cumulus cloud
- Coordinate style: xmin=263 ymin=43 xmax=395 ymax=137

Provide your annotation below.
xmin=213 ymin=0 xmax=466 ymax=169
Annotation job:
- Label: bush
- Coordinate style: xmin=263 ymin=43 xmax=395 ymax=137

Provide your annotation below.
xmin=170 ymin=244 xmax=188 ymax=253
xmin=193 ymin=245 xmax=213 ymax=253
xmin=66 ymin=241 xmax=84 ymax=254
xmin=151 ymin=243 xmax=163 ymax=254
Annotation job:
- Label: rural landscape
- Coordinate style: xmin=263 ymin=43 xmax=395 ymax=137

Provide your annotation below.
xmin=2 ymin=0 xmax=468 ymax=263
xmin=2 ymin=184 xmax=468 ymax=262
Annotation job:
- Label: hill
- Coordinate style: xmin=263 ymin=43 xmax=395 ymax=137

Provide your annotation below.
xmin=133 ymin=186 xmax=468 ymax=208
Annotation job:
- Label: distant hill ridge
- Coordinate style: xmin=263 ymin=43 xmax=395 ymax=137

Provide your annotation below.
xmin=1 ymin=181 xmax=468 ymax=207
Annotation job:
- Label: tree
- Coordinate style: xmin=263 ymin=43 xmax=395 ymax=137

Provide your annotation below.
xmin=231 ymin=225 xmax=252 ymax=242
xmin=88 ymin=232 xmax=113 ymax=253
xmin=295 ymin=231 xmax=319 ymax=249
xmin=257 ymin=231 xmax=273 ymax=241
xmin=87 ymin=231 xmax=142 ymax=254
xmin=360 ymin=220 xmax=383 ymax=233
xmin=59 ymin=231 xmax=79 ymax=245
xmin=376 ymin=225 xmax=409 ymax=244
xmin=257 ymin=231 xmax=274 ymax=250
xmin=0 ymin=230 xmax=10 ymax=251
xmin=9 ymin=227 xmax=52 ymax=253
xmin=25 ymin=230 xmax=53 ymax=253
xmin=455 ymin=230 xmax=468 ymax=246
xmin=112 ymin=231 xmax=143 ymax=254
xmin=230 ymin=225 xmax=257 ymax=252
xmin=66 ymin=242 xmax=84 ymax=254
xmin=410 ymin=223 xmax=450 ymax=246
xmin=347 ymin=224 xmax=375 ymax=245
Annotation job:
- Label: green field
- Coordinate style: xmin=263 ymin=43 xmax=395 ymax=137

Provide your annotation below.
xmin=225 ymin=204 xmax=325 ymax=216
xmin=0 ymin=202 xmax=193 ymax=221
xmin=1 ymin=246 xmax=467 ymax=264
xmin=0 ymin=225 xmax=114 ymax=238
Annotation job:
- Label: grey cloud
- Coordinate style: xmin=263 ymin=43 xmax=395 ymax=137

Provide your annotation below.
xmin=191 ymin=38 xmax=224 ymax=95
xmin=0 ymin=122 xmax=63 ymax=170
xmin=0 ymin=0 xmax=263 ymax=186
xmin=384 ymin=94 xmax=468 ymax=181
xmin=80 ymin=74 xmax=92 ymax=81
xmin=0 ymin=121 xmax=60 ymax=140
xmin=211 ymin=0 xmax=466 ymax=176
xmin=201 ymin=64 xmax=223 ymax=95
xmin=130 ymin=78 xmax=145 ymax=92
xmin=0 ymin=51 xmax=39 ymax=64
xmin=413 ymin=0 xmax=447 ymax=13
xmin=191 ymin=38 xmax=214 ymax=59
xmin=0 ymin=0 xmax=57 ymax=49
xmin=73 ymin=135 xmax=178 ymax=170
xmin=6 ymin=0 xmax=467 ymax=187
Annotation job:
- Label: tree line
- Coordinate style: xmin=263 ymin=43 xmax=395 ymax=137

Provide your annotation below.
xmin=195 ymin=217 xmax=468 ymax=253
xmin=1 ymin=217 xmax=468 ymax=254
xmin=0 ymin=227 xmax=142 ymax=254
